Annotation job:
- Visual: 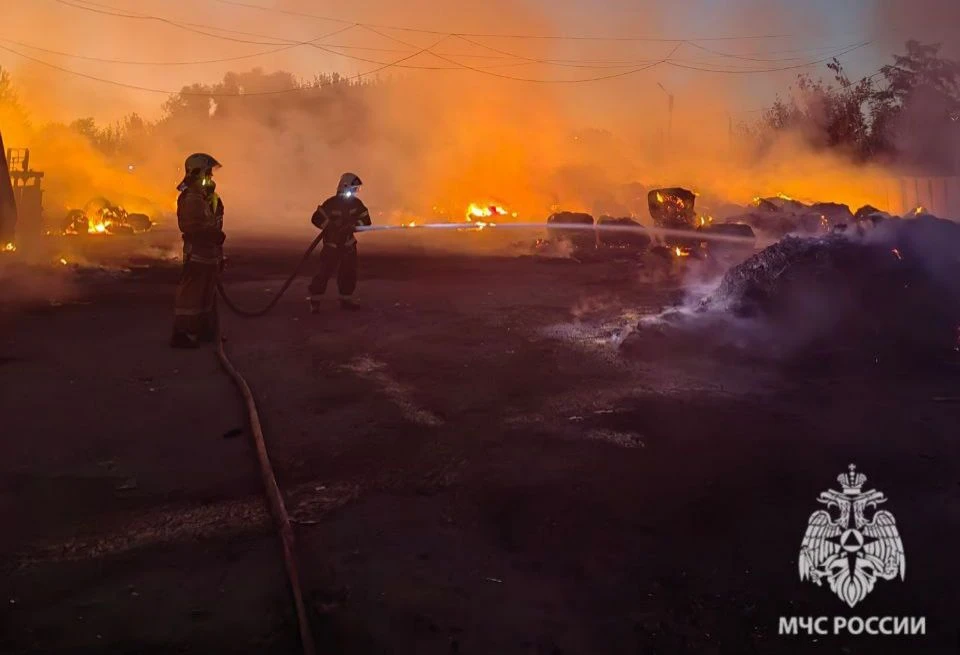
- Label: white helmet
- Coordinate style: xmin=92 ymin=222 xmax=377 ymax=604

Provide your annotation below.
xmin=337 ymin=172 xmax=362 ymax=196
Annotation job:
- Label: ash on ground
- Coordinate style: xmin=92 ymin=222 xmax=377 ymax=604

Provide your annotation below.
xmin=624 ymin=216 xmax=960 ymax=370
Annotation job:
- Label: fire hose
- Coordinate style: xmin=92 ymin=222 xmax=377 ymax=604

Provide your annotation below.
xmin=215 ymin=330 xmax=316 ymax=655
xmin=209 ymin=219 xmax=758 ymax=654
xmin=216 ymin=232 xmax=324 ymax=318
xmin=213 ymin=234 xmax=325 ymax=655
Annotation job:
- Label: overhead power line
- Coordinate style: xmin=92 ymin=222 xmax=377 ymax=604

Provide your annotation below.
xmin=316 ymin=40 xmax=855 ymax=64
xmin=47 ymin=0 xmax=617 ymax=72
xmin=0 ymin=33 xmax=864 ymax=73
xmin=52 ymin=0 xmax=293 ymax=46
xmin=2 ymin=0 xmax=875 ymax=91
xmin=0 ymin=24 xmax=356 ymax=66
xmin=0 ymin=35 xmax=872 ymax=93
xmin=210 ymin=0 xmax=794 ymax=43
xmin=47 ymin=0 xmax=473 ymax=71
xmin=664 ymin=42 xmax=871 ymax=74
xmin=0 ymin=42 xmax=446 ymax=95
xmin=47 ymin=0 xmax=873 ymax=74
xmin=356 ymin=23 xmax=677 ymax=83
xmin=362 ymin=24 xmax=872 ymax=80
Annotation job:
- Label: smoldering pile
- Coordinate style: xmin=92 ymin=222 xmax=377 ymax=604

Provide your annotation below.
xmin=626 ymin=215 xmax=960 ymax=367
xmin=726 ymin=195 xmax=897 ymax=239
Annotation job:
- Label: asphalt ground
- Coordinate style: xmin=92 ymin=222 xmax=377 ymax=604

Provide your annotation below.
xmin=1 ymin=233 xmax=957 ymax=654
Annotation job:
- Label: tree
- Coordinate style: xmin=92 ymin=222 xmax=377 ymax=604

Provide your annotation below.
xmin=756 ymin=41 xmax=960 ymax=171
xmin=0 ymin=67 xmax=16 ymax=105
xmin=0 ymin=66 xmax=29 ymax=127
xmin=875 ymin=41 xmax=960 ymax=172
xmin=877 ymin=40 xmax=960 ymax=110
xmin=757 ymin=59 xmax=877 ymax=160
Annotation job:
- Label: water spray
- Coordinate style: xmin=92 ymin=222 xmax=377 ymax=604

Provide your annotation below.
xmin=217 ymin=220 xmax=752 ymax=317
xmin=356 ymin=221 xmax=756 ymax=245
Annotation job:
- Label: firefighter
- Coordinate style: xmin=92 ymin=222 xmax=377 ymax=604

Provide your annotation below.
xmin=171 ymin=153 xmax=226 ymax=348
xmin=308 ymin=172 xmax=371 ymax=312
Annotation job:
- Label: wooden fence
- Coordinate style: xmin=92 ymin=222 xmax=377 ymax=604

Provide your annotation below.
xmin=881 ymin=176 xmax=960 ymax=218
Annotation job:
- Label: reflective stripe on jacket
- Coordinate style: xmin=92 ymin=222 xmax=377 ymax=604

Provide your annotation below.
xmin=178 ymin=188 xmax=225 ymax=259
xmin=311 ymin=195 xmax=371 ymax=247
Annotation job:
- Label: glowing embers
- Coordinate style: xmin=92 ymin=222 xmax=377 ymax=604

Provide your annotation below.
xmin=648 ymin=188 xmax=697 ymax=230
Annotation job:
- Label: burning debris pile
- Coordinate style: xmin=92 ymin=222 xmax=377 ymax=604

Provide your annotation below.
xmin=648 ymin=188 xmax=697 ymax=230
xmin=646 ymin=187 xmax=755 ymax=259
xmin=698 ymin=215 xmax=960 ymax=361
xmin=538 ymin=212 xmax=655 ymax=257
xmin=58 ymin=199 xmax=153 ymax=236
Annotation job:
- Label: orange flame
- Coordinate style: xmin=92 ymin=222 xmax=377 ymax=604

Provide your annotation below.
xmin=466 ymin=203 xmax=509 ymax=221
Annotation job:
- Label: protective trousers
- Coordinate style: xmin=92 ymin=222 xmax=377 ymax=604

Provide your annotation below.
xmin=309 ymin=244 xmax=358 ymax=299
xmin=173 ymin=258 xmax=219 ymax=340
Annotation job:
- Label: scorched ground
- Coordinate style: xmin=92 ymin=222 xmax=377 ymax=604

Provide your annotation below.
xmin=1 ymin=235 xmax=958 ymax=654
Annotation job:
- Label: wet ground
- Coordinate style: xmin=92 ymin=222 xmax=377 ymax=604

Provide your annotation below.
xmin=1 ymin=234 xmax=958 ymax=654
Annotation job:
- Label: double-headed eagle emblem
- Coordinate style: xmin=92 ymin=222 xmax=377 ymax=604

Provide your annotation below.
xmin=799 ymin=464 xmax=905 ymax=607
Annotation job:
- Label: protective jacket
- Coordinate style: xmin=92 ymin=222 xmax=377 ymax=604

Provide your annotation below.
xmin=311 ymin=195 xmax=371 ymax=247
xmin=178 ymin=187 xmax=225 ymax=264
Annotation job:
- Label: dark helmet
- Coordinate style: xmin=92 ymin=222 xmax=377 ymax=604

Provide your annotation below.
xmin=337 ymin=172 xmax=362 ymax=195
xmin=185 ymin=153 xmax=221 ymax=176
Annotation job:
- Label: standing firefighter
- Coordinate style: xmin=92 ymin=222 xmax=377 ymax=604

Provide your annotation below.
xmin=308 ymin=173 xmax=371 ymax=311
xmin=171 ymin=153 xmax=226 ymax=348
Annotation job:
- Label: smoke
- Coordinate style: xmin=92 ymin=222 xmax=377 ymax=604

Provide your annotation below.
xmin=633 ymin=216 xmax=960 ymax=367
xmin=0 ymin=262 xmax=79 ymax=309
xmin=2 ymin=0 xmax=957 ymax=253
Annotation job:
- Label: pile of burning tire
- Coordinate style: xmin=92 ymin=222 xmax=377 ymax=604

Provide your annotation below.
xmin=539 ymin=187 xmax=757 ymax=261
xmin=59 ymin=198 xmax=153 ymax=236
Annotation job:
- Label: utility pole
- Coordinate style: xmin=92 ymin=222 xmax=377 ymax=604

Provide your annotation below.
xmin=727 ymin=112 xmax=734 ymax=153
xmin=657 ymin=82 xmax=674 ymax=142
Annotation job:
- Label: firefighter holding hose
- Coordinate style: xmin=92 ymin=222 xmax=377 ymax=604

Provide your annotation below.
xmin=308 ymin=172 xmax=371 ymax=312
xmin=171 ymin=153 xmax=226 ymax=348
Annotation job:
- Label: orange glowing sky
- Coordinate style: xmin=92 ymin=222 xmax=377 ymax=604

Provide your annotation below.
xmin=4 ymin=0 xmax=944 ymax=123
